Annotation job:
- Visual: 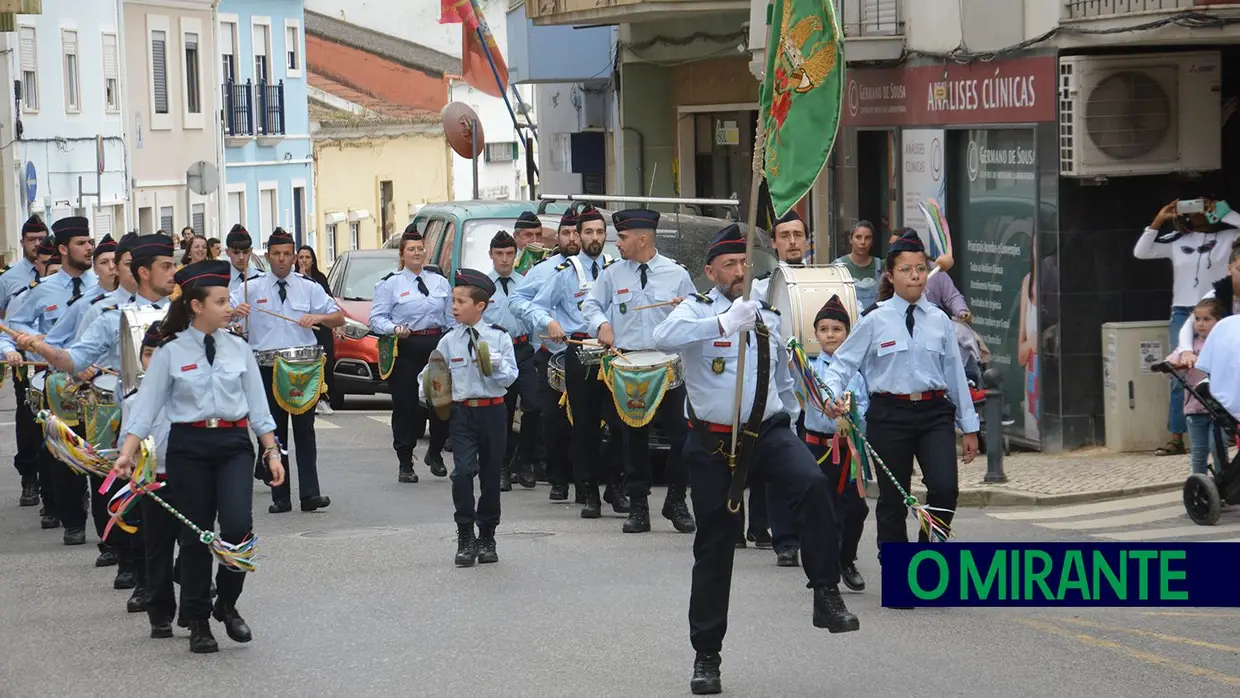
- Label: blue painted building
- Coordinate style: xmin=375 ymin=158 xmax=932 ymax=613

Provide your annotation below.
xmin=218 ymin=0 xmax=312 ymax=248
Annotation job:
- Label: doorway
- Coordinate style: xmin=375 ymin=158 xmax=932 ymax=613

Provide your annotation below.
xmin=856 ymin=129 xmax=898 ymax=251
xmin=379 ymin=180 xmax=394 ymax=242
xmin=293 ymin=186 xmax=306 ymax=247
xmin=693 ymin=110 xmax=757 ymax=221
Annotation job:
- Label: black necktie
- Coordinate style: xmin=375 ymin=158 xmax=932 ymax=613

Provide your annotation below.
xmin=238 ymin=272 xmax=245 ymax=283
xmin=204 ymin=334 xmax=216 ymax=365
xmin=276 ymin=280 xmax=288 ymax=304
xmin=70 ymin=277 xmax=83 ymax=303
xmin=906 ymin=304 xmax=916 ymax=337
xmin=591 ymin=261 xmax=599 ymax=280
xmin=638 ymin=263 xmax=649 ymax=289
xmin=467 ymin=327 xmax=479 ymax=356
xmin=499 ymin=277 xmax=511 ymax=295
xmin=32 ymin=266 xmax=39 ymax=279
xmin=416 ymin=276 xmax=429 ymax=296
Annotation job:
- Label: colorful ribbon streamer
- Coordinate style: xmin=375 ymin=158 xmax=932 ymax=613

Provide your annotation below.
xmin=786 ymin=339 xmax=954 ymax=542
xmin=35 ymin=410 xmax=260 ymax=572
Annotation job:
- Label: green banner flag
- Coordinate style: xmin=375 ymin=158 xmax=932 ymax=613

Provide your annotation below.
xmin=760 ymin=0 xmax=845 ymax=218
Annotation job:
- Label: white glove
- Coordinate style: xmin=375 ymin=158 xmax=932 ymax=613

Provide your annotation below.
xmin=719 ymin=298 xmax=760 ymax=336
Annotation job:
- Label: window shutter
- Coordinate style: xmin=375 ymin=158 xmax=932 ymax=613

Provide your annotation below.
xmin=103 ymin=34 xmax=118 ymax=80
xmin=160 ymin=207 xmax=174 ymax=233
xmin=260 ymin=190 xmax=275 ymax=234
xmin=152 ymin=30 xmax=168 ymax=113
xmin=252 ymin=25 xmax=267 ymax=56
xmin=94 ymin=208 xmax=112 ymax=240
xmin=185 ymin=32 xmax=198 ymax=51
xmin=192 ymin=204 xmax=205 ymax=235
xmin=20 ymin=27 xmax=35 ymax=71
xmin=62 ymin=30 xmax=76 ymax=55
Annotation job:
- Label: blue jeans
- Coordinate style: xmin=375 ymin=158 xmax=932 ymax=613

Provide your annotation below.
xmin=1186 ymin=414 xmax=1225 ymax=476
xmin=1168 ymin=307 xmax=1193 ymax=435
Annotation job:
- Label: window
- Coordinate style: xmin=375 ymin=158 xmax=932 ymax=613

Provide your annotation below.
xmin=252 ymin=23 xmax=270 ymax=84
xmin=259 ymin=186 xmax=277 ymax=235
xmin=19 ymin=26 xmax=38 ymax=112
xmin=285 ymin=21 xmax=301 ymax=77
xmin=349 ymin=221 xmax=360 ymax=251
xmin=160 ymin=206 xmax=174 ymax=234
xmin=151 ymin=29 xmax=169 ymax=115
xmin=485 ymin=142 xmax=517 ymax=163
xmin=184 ymin=32 xmax=201 ymax=114
xmin=326 ymin=223 xmax=338 ymax=261
xmin=102 ymin=33 xmax=119 ymax=112
xmin=139 ymin=207 xmax=154 ymax=234
xmin=437 ymin=222 xmax=456 ymax=270
xmin=191 ymin=204 xmax=205 ymax=235
xmin=227 ymin=190 xmax=245 ymax=230
xmin=62 ymin=30 xmax=80 ymax=113
xmin=220 ymin=21 xmax=237 ymax=83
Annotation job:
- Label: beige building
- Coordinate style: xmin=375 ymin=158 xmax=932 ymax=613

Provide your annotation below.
xmin=123 ymin=0 xmax=222 ymax=237
xmin=308 ymin=72 xmax=449 ymax=265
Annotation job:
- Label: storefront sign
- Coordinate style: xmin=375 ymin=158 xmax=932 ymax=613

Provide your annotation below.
xmin=843 ymin=56 xmax=1057 ymax=127
xmin=901 ymin=129 xmax=946 ymax=251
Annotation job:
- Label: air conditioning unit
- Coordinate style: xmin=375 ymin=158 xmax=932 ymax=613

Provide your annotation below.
xmin=1059 ymin=51 xmax=1220 ymax=177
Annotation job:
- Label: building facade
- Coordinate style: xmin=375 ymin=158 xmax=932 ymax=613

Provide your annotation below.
xmin=0 ymin=0 xmax=129 ymax=253
xmin=218 ymin=0 xmax=312 ymax=248
xmin=122 ymin=0 xmax=222 ymax=237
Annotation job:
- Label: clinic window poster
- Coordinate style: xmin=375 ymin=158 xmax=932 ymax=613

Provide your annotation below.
xmin=955 ymin=128 xmax=1040 ymax=445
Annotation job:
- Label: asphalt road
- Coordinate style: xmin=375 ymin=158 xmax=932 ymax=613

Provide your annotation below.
xmin=2 ymin=393 xmax=1239 ymax=697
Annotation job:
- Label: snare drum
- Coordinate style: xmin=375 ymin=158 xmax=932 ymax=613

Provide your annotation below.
xmin=767 ymin=265 xmax=859 ymax=356
xmin=254 ymin=344 xmax=324 ymax=367
xmin=27 ymin=370 xmax=47 ymax=413
xmin=611 ymin=350 xmax=684 ymax=389
xmin=574 ymin=339 xmax=608 ymax=366
xmin=548 ymin=351 xmax=568 ymax=393
xmin=82 ymin=374 xmax=122 ymax=448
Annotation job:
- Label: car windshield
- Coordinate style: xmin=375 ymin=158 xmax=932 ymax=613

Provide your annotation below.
xmin=339 ymin=255 xmax=399 ymax=301
xmin=460 ymin=218 xmax=620 ymax=270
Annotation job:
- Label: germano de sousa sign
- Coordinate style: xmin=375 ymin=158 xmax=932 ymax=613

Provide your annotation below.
xmin=842 ymin=56 xmax=1058 ymax=127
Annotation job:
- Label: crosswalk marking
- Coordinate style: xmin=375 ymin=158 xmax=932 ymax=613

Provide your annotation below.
xmin=1038 ymin=505 xmax=1185 ymax=531
xmin=368 ymin=415 xmax=391 ymax=426
xmin=315 ymin=419 xmax=339 ymax=430
xmin=988 ymin=491 xmax=1181 ymax=521
xmin=1098 ymin=521 xmax=1240 ymax=541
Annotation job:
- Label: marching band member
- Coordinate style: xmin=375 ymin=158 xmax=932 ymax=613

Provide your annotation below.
xmin=485 ymin=231 xmax=542 ymax=491
xmin=92 ymin=234 xmax=119 ymax=292
xmin=224 ymin=224 xmax=260 ymax=295
xmin=653 ymin=224 xmax=858 ymax=695
xmin=231 ymin=229 xmax=343 ymax=514
xmin=112 ymin=259 xmax=285 ymax=654
xmin=1 ymin=217 xmax=98 ymax=545
xmin=23 ymin=234 xmax=176 ymax=592
xmin=820 ymin=229 xmax=979 ymax=560
xmin=512 ymin=210 xmax=542 ymax=252
xmin=43 ymin=233 xmax=137 ymax=352
xmin=509 ymin=210 xmax=575 ymax=500
xmin=0 ymin=215 xmax=50 ymax=510
xmin=418 ymin=269 xmax=517 ymax=566
xmin=582 ymin=208 xmax=696 ymax=533
xmin=797 ymin=295 xmax=870 ymax=591
xmin=534 ymin=207 xmax=625 ymax=518
xmin=369 ymin=225 xmax=454 ymax=483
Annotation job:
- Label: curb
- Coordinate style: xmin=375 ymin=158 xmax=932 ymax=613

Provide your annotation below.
xmin=863 ymin=479 xmax=1185 ymax=508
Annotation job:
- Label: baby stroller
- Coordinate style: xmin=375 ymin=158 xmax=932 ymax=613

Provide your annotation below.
xmin=1152 ymin=361 xmax=1240 ymax=525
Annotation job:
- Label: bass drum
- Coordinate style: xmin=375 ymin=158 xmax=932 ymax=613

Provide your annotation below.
xmin=767 ymin=265 xmax=858 ymax=356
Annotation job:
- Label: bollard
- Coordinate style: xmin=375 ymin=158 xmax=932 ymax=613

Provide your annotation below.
xmin=982 ymin=367 xmax=1007 ymax=483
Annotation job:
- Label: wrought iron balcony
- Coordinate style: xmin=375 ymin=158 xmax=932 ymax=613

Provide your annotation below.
xmin=524 ymin=0 xmax=750 ymax=26
xmin=257 ymin=80 xmax=286 ymax=138
xmin=1065 ymin=0 xmax=1199 ymax=20
xmin=839 ymin=0 xmax=904 ymax=38
xmin=223 ymin=79 xmax=254 ymax=139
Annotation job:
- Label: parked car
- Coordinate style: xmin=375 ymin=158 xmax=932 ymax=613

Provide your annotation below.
xmin=323 ymin=249 xmax=400 ymax=408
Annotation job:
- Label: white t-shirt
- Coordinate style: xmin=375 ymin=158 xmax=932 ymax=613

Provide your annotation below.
xmin=1196 ymin=314 xmax=1240 ymax=421
xmin=1133 ymin=210 xmax=1240 ymax=308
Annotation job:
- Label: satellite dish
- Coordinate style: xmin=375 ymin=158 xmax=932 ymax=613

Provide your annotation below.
xmin=442 ymin=102 xmax=485 ymax=159
xmin=186 ymin=160 xmax=220 ymax=196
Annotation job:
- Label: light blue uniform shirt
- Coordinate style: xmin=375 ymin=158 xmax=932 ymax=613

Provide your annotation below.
xmin=653 ymin=287 xmax=801 ymax=426
xmin=44 ymin=285 xmax=124 ymax=348
xmin=417 ymin=321 xmax=518 ymax=401
xmin=69 ymin=294 xmax=167 ymax=373
xmin=230 ymin=271 xmax=341 ymax=351
xmin=0 ymin=269 xmax=98 ymax=354
xmin=228 ymin=260 xmax=261 ymax=295
xmin=485 ymin=268 xmax=530 ymax=339
xmin=820 ymin=295 xmax=980 ymax=433
xmin=124 ymin=326 xmax=277 ymax=439
xmin=368 ymin=268 xmax=454 ymax=335
xmin=0 ymin=257 xmax=40 ymax=314
xmin=803 ymin=351 xmax=868 ymax=436
xmin=118 ymin=393 xmax=170 ymax=474
xmin=530 ymin=252 xmax=611 ymax=338
xmin=509 ymin=253 xmax=567 ymax=352
xmin=582 ymin=253 xmax=696 ymax=350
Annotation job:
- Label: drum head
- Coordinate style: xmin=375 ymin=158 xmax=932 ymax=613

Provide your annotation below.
xmin=769 ymin=266 xmax=859 ymax=356
xmin=613 ymin=350 xmax=670 ymax=368
xmin=30 ymin=371 xmax=47 ymax=390
xmin=92 ymin=374 xmax=119 ymax=394
xmin=422 ymin=350 xmax=454 ymax=421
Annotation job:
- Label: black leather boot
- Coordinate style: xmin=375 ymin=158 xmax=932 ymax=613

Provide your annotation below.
xmin=188 ymin=620 xmax=218 ymax=653
xmin=398 ymin=463 xmax=418 ymax=483
xmin=476 ymin=527 xmax=498 ymax=564
xmin=517 ymin=461 xmax=537 ymax=489
xmin=455 ymin=525 xmax=477 ymax=567
xmin=95 ymin=547 xmax=118 ymax=567
xmin=690 ymin=652 xmax=722 ymax=695
xmin=580 ymin=482 xmax=602 ymax=519
xmin=212 ymin=602 xmax=252 ymax=643
xmin=661 ymin=486 xmax=696 ymax=533
xmin=841 ymin=563 xmax=866 ymax=591
xmin=40 ymin=512 xmax=60 ymax=529
xmin=63 ymin=528 xmax=85 ymax=546
xmin=114 ymin=569 xmax=137 ymax=590
xmin=776 ymin=548 xmax=800 ymax=567
xmin=748 ymin=529 xmax=773 ymax=549
xmin=126 ymin=586 xmax=148 ymax=613
xmin=149 ymin=614 xmax=174 ymax=639
xmin=548 ymin=483 xmax=568 ymax=501
xmin=812 ymin=586 xmax=860 ymax=633
xmin=574 ymin=486 xmax=587 ymax=504
xmin=603 ymin=482 xmax=630 ymax=513
xmin=499 ymin=468 xmax=512 ymax=492
xmin=623 ymin=498 xmax=651 ymax=533
xmin=425 ymin=453 xmax=448 ymax=478
xmin=19 ymin=483 xmax=39 ymax=507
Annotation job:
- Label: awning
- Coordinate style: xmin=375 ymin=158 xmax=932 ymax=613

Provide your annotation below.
xmin=324 ymin=211 xmax=346 ymax=225
xmin=347 ymin=209 xmax=370 ymax=221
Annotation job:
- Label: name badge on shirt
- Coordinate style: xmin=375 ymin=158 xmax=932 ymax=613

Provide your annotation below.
xmin=880 ymin=340 xmax=896 ymax=349
xmin=400 ymin=290 xmax=411 ymax=297
xmin=181 ymin=363 xmax=198 ymax=372
xmin=45 ymin=305 xmax=58 ymax=312
xmin=256 ymin=298 xmax=268 ymax=304
xmin=714 ymin=341 xmax=732 ymax=348
xmin=451 ymin=357 xmax=465 ymax=363
xmin=574 ymin=290 xmax=586 ymax=299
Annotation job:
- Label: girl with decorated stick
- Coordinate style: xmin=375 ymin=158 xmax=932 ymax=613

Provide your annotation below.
xmin=111 ymin=260 xmax=285 ymax=654
xmin=820 ymin=230 xmax=979 ymax=571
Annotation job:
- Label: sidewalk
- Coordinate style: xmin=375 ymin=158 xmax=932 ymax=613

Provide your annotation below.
xmin=870 ymin=448 xmax=1194 ymax=508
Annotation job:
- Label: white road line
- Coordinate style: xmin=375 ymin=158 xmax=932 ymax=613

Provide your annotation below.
xmin=368 ymin=415 xmax=391 ymax=426
xmin=1037 ymin=506 xmax=1185 ymax=531
xmin=988 ymin=491 xmax=1182 ymax=521
xmin=1097 ymin=520 xmax=1240 ymax=541
xmin=0 ymin=421 xmax=13 ymax=427
xmin=315 ymin=419 xmax=339 ymax=430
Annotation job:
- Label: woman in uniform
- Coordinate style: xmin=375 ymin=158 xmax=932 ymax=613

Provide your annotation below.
xmin=111 ymin=259 xmax=285 ymax=654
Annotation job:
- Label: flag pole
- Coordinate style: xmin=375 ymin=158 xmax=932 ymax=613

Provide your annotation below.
xmin=475 ymin=26 xmax=531 ymax=156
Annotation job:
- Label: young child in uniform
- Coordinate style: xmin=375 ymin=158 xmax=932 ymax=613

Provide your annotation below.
xmin=1169 ymin=297 xmax=1228 ymax=475
xmin=419 ymin=269 xmax=518 ymax=567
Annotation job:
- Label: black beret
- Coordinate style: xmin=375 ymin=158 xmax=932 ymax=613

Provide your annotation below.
xmin=814 ymin=294 xmax=851 ymax=332
xmin=93 ymin=234 xmax=117 ymax=257
xmin=52 ymin=216 xmax=91 ymax=240
xmin=266 ymin=228 xmax=295 ymax=248
xmin=613 ymin=208 xmax=659 ymax=233
xmin=454 ymin=267 xmax=496 ymax=298
xmin=174 ymin=260 xmax=232 ymax=289
xmin=490 ymin=230 xmax=517 ymax=249
xmin=129 ymin=234 xmax=176 ymax=262
xmin=706 ymin=224 xmax=746 ymax=263
xmin=22 ymin=215 xmax=47 ymax=235
xmin=514 ymin=211 xmax=541 ymax=230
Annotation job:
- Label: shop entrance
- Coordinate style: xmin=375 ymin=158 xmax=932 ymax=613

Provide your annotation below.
xmin=692 ymin=110 xmax=757 ymax=221
xmin=856 ymin=129 xmax=898 ymax=249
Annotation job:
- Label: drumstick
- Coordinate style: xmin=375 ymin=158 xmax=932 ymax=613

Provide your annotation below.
xmin=632 ymin=300 xmax=678 ymax=311
xmin=537 ymin=336 xmax=593 ymax=347
xmin=243 ymin=261 xmax=250 ymax=336
xmin=0 ymin=322 xmax=21 ymax=338
xmin=255 ymin=307 xmax=322 ymax=330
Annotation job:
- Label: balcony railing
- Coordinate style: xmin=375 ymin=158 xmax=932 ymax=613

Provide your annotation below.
xmin=257 ymin=80 xmax=286 ymax=137
xmin=1065 ymin=0 xmax=1196 ymax=20
xmin=840 ymin=0 xmax=904 ymax=37
xmin=223 ymin=79 xmax=253 ymax=137
xmin=525 ymin=0 xmax=749 ymax=25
